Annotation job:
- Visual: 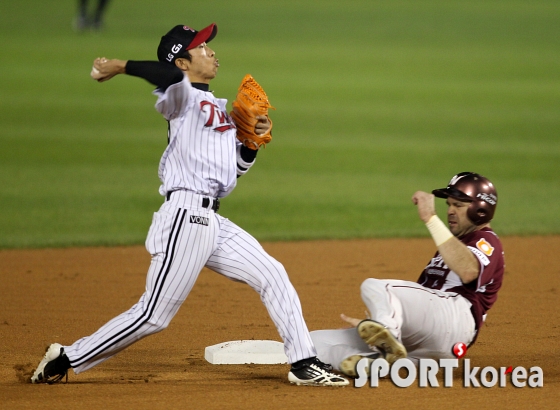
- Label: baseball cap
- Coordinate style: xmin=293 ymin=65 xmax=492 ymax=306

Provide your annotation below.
xmin=157 ymin=23 xmax=218 ymax=64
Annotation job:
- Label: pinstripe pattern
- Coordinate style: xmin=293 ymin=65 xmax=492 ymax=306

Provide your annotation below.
xmin=206 ymin=218 xmax=316 ymax=363
xmin=66 ymin=190 xmax=316 ymax=372
xmin=155 ymin=77 xmax=238 ymax=199
xmin=66 ymin=208 xmax=190 ymax=370
xmin=67 ymin=191 xmax=219 ymax=372
xmin=63 ymin=74 xmax=318 ymax=372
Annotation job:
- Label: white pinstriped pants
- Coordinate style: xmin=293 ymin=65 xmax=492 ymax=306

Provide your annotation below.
xmin=65 ymin=190 xmax=316 ymax=373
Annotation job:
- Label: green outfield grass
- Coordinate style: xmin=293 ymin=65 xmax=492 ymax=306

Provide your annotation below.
xmin=1 ymin=0 xmax=559 ymax=248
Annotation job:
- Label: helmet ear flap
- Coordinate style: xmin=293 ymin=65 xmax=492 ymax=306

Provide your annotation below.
xmin=467 ymin=206 xmax=479 ymax=225
xmin=468 ymin=205 xmax=487 ymax=225
xmin=467 ymin=200 xmax=493 ymax=225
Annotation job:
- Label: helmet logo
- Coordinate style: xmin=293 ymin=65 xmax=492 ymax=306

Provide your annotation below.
xmin=477 ymin=192 xmax=497 ymax=205
xmin=449 ymin=174 xmax=468 ymax=187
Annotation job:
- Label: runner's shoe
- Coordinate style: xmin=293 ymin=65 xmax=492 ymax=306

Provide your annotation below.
xmin=357 ymin=320 xmax=407 ymax=364
xmin=339 ymin=352 xmax=381 ymax=377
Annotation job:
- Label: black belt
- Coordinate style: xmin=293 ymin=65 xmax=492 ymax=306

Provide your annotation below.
xmin=166 ymin=191 xmax=220 ymax=212
xmin=202 ymin=197 xmax=220 ymax=212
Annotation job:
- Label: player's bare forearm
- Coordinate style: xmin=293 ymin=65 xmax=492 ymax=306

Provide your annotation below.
xmin=91 ymin=58 xmax=127 ymax=82
xmin=437 ymin=238 xmax=480 ymax=284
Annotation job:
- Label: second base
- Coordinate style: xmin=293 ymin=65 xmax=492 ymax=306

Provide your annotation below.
xmin=205 ymin=340 xmax=288 ymax=364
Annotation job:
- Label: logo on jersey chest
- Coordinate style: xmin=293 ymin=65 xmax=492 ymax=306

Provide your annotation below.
xmin=189 ymin=215 xmax=209 ymax=226
xmin=426 ymin=255 xmax=448 ymax=270
xmin=200 ymin=101 xmax=235 ymax=133
xmin=422 ymin=255 xmax=450 ymax=289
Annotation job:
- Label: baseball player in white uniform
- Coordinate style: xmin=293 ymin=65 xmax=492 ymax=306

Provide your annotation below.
xmin=31 ymin=23 xmax=348 ymax=387
xmin=309 ymin=172 xmax=504 ymax=376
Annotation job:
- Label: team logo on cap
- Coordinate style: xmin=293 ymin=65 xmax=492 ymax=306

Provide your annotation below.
xmin=183 ymin=26 xmax=195 ymax=32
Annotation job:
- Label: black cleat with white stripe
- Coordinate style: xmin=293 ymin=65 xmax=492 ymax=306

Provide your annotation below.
xmin=31 ymin=343 xmax=71 ymax=384
xmin=288 ymin=357 xmax=349 ymax=386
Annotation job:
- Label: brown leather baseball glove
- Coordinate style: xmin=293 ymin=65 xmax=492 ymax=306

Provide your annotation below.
xmin=230 ymin=74 xmax=275 ymax=150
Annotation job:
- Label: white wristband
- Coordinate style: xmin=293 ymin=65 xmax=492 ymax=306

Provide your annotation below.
xmin=425 ymin=215 xmax=454 ymax=247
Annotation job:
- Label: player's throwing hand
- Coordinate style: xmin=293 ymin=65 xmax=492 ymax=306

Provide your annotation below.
xmin=90 ymin=57 xmax=126 ymax=82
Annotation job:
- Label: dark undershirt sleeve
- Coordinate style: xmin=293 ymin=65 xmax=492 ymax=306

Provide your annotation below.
xmin=239 ymin=145 xmax=258 ymax=163
xmin=236 ymin=145 xmax=259 ymax=178
xmin=125 ymin=61 xmax=184 ymax=91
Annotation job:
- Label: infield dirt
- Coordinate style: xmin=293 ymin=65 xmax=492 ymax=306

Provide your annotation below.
xmin=1 ymin=236 xmax=558 ymax=409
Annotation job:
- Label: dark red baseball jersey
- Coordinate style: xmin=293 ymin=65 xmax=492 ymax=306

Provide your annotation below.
xmin=417 ymin=227 xmax=505 ymax=341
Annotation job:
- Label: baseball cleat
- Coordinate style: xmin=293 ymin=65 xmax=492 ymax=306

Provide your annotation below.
xmin=31 ymin=343 xmax=71 ymax=384
xmin=288 ymin=357 xmax=349 ymax=386
xmin=339 ymin=352 xmax=381 ymax=378
xmin=357 ymin=320 xmax=407 ymax=364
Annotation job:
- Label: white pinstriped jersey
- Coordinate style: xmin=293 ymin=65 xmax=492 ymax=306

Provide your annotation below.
xmin=154 ymin=76 xmax=243 ymax=199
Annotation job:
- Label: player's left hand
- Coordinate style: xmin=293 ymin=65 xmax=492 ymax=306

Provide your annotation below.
xmin=254 ymin=115 xmax=271 ymax=136
xmin=412 ymin=190 xmax=437 ymax=223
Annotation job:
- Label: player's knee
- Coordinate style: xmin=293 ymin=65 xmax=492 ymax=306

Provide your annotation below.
xmin=361 ymin=278 xmax=383 ymax=292
xmin=146 ymin=317 xmax=171 ymax=334
xmin=145 ymin=306 xmax=179 ymax=333
xmin=360 ymin=278 xmax=387 ymax=300
xmin=261 ymin=260 xmax=289 ymax=283
xmin=257 ymin=263 xmax=295 ymax=295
